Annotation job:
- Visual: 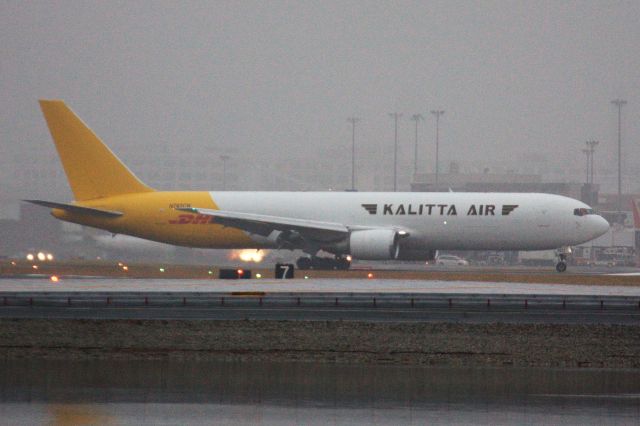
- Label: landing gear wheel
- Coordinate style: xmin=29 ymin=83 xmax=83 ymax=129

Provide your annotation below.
xmin=335 ymin=257 xmax=351 ymax=270
xmin=296 ymin=257 xmax=312 ymax=270
xmin=554 ymin=247 xmax=572 ymax=273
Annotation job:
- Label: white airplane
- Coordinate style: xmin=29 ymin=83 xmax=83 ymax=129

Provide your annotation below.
xmin=26 ymin=100 xmax=609 ymax=272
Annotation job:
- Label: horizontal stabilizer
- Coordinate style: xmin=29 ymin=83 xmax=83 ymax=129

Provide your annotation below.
xmin=23 ymin=199 xmax=123 ymax=217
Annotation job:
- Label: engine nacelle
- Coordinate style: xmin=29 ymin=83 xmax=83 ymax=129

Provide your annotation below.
xmin=349 ymin=229 xmax=401 ymax=260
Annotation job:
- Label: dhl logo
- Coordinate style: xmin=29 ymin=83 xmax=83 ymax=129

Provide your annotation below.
xmin=168 ymin=214 xmax=215 ymax=225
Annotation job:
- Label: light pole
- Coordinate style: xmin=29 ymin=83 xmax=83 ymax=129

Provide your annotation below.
xmin=388 ymin=113 xmax=402 ymax=191
xmin=220 ymin=154 xmax=230 ymax=190
xmin=586 ymin=140 xmax=599 ymax=185
xmin=611 ymin=99 xmax=627 ymax=215
xmin=347 ymin=117 xmax=360 ymax=191
xmin=582 ymin=148 xmax=590 ymax=184
xmin=430 ymin=110 xmax=445 ymax=191
xmin=410 ymin=114 xmax=424 ymax=179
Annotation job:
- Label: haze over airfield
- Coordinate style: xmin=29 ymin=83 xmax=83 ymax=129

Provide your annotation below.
xmin=1 ymin=1 xmax=639 ymax=217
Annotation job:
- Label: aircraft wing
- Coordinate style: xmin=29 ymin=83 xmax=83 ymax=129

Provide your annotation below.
xmin=178 ymin=207 xmax=349 ymax=243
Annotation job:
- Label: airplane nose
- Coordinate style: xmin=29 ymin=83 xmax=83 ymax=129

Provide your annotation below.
xmin=592 ymin=215 xmax=610 ymax=238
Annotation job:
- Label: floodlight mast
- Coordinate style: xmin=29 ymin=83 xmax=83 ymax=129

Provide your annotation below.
xmin=410 ymin=114 xmax=425 ymax=178
xmin=430 ymin=110 xmax=445 ymax=191
xmin=585 ymin=140 xmax=599 ymax=185
xmin=611 ymin=99 xmax=626 ymax=216
xmin=388 ymin=112 xmax=402 ymax=192
xmin=582 ymin=148 xmax=590 ymax=184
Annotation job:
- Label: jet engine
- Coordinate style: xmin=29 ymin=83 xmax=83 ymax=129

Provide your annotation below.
xmin=349 ymin=229 xmax=401 ymax=260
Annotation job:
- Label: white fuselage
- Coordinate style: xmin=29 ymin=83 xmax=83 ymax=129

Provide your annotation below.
xmin=210 ymin=191 xmax=609 ymax=252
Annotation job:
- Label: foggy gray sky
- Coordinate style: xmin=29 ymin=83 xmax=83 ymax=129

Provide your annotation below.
xmin=1 ymin=1 xmax=639 ymax=216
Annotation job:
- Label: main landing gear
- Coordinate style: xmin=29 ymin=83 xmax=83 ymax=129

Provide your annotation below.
xmin=296 ymin=255 xmax=351 ymax=270
xmin=555 ymin=246 xmax=572 ymax=273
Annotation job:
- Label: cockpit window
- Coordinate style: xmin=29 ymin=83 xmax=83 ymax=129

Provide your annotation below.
xmin=574 ymin=208 xmax=595 ymax=216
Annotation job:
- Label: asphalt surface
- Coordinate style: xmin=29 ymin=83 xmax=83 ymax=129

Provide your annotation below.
xmin=2 ymin=277 xmax=640 ymax=295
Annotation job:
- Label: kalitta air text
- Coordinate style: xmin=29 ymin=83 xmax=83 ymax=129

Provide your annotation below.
xmin=362 ymin=204 xmax=519 ymax=216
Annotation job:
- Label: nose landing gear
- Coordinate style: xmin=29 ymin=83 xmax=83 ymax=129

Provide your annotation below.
xmin=555 ymin=246 xmax=572 ymax=273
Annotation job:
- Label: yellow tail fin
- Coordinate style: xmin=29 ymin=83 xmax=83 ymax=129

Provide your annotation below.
xmin=39 ymin=100 xmax=154 ymax=201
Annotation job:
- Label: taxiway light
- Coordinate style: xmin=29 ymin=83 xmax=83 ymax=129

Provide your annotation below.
xmin=367 ymin=273 xmax=374 ymax=279
xmin=26 ymin=254 xmax=34 ymax=261
xmin=304 ymin=275 xmax=309 ymax=279
xmin=50 ymin=275 xmax=59 ymax=283
xmin=208 ymin=270 xmax=213 ymax=275
xmin=159 ymin=268 xmax=165 ymax=273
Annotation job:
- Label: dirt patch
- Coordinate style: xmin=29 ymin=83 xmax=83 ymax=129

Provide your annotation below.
xmin=1 ymin=318 xmax=638 ymax=368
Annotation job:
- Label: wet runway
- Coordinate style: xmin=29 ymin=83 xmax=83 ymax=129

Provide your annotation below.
xmin=2 ymin=360 xmax=639 ymax=425
xmin=1 ymin=277 xmax=640 ymax=296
